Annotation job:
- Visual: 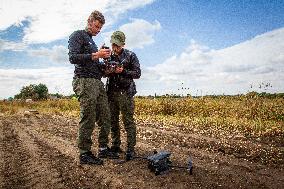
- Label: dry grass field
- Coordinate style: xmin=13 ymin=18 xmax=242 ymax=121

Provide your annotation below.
xmin=0 ymin=96 xmax=283 ymax=188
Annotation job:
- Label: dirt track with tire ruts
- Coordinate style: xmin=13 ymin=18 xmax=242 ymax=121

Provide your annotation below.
xmin=0 ymin=113 xmax=283 ymax=189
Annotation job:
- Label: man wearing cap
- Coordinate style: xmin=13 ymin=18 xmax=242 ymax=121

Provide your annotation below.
xmin=68 ymin=10 xmax=119 ymax=165
xmin=105 ymin=31 xmax=141 ymax=160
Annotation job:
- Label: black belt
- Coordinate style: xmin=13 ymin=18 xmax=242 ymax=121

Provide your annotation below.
xmin=73 ymin=76 xmax=101 ymax=80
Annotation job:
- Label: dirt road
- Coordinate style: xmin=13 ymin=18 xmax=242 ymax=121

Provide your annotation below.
xmin=0 ymin=113 xmax=283 ymax=188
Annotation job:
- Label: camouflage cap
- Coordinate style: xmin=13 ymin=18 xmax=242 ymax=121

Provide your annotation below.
xmin=110 ymin=31 xmax=125 ymax=46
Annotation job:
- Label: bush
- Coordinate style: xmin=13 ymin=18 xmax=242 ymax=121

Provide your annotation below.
xmin=14 ymin=83 xmax=49 ymax=100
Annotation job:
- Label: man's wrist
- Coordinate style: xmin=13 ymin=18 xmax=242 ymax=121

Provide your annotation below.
xmin=92 ymin=52 xmax=99 ymax=60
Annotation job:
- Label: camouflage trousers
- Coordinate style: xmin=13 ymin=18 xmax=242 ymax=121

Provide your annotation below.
xmin=108 ymin=91 xmax=136 ymax=151
xmin=72 ymin=78 xmax=111 ymax=154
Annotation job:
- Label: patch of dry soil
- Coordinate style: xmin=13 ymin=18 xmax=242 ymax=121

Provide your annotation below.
xmin=0 ymin=114 xmax=283 ymax=188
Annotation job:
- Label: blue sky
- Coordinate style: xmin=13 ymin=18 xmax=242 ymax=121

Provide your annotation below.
xmin=0 ymin=0 xmax=284 ymax=99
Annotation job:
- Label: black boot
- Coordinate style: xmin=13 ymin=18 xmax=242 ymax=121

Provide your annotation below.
xmin=110 ymin=146 xmax=124 ymax=153
xmin=98 ymin=147 xmax=119 ymax=159
xmin=80 ymin=151 xmax=103 ymax=165
xmin=125 ymin=149 xmax=135 ymax=161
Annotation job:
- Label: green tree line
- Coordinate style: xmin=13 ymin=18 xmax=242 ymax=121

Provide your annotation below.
xmin=14 ymin=83 xmax=49 ymax=100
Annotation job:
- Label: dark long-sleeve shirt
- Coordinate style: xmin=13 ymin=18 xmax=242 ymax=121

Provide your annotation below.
xmin=68 ymin=30 xmax=103 ymax=79
xmin=107 ymin=49 xmax=141 ymax=95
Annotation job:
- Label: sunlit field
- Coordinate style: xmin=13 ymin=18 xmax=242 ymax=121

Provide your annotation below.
xmin=1 ymin=95 xmax=283 ymax=143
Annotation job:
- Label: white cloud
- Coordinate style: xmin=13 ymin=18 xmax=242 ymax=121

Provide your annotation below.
xmin=147 ymin=39 xmax=213 ymax=81
xmin=0 ymin=39 xmax=27 ymax=52
xmin=0 ymin=67 xmax=74 ymax=98
xmin=142 ymin=27 xmax=284 ymax=95
xmin=0 ymin=0 xmax=155 ymax=44
xmin=102 ymin=19 xmax=161 ymax=49
xmin=28 ymin=45 xmax=68 ymax=63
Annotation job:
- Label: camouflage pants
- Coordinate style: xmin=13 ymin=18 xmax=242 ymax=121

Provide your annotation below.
xmin=72 ymin=78 xmax=111 ymax=154
xmin=108 ymin=91 xmax=136 ymax=151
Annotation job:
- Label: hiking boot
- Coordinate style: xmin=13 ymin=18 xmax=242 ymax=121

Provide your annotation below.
xmin=125 ymin=149 xmax=135 ymax=161
xmin=110 ymin=146 xmax=124 ymax=153
xmin=80 ymin=151 xmax=103 ymax=165
xmin=98 ymin=147 xmax=119 ymax=159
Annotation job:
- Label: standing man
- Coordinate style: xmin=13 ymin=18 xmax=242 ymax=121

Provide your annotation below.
xmin=68 ymin=10 xmax=118 ymax=165
xmin=106 ymin=31 xmax=141 ymax=161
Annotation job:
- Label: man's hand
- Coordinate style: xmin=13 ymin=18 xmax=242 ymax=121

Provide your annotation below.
xmin=104 ymin=68 xmax=113 ymax=75
xmin=91 ymin=48 xmax=111 ymax=60
xmin=115 ymin=66 xmax=123 ymax=73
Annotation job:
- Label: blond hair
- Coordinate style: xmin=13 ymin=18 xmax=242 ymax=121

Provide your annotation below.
xmin=88 ymin=10 xmax=105 ymax=24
